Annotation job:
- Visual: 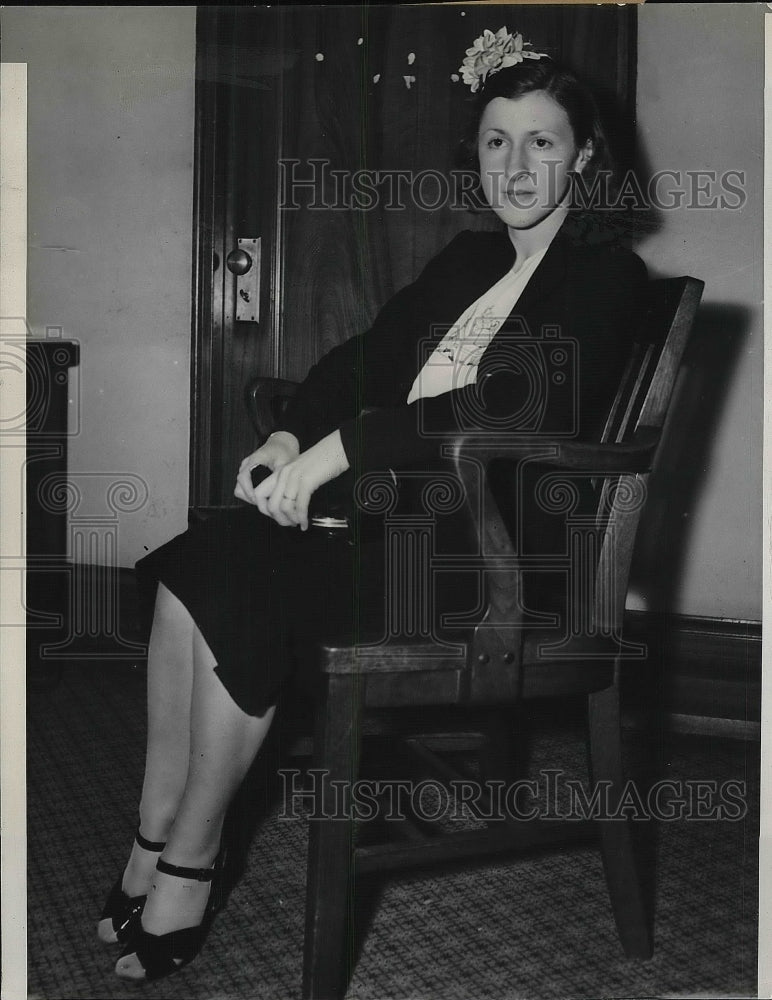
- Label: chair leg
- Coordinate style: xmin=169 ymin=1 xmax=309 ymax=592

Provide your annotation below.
xmin=587 ymin=683 xmax=653 ymax=959
xmin=303 ymin=672 xmax=362 ymax=1000
xmin=479 ymin=706 xmax=518 ymax=785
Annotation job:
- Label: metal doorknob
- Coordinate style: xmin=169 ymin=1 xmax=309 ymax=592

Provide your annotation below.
xmin=226 ymin=249 xmax=252 ymax=275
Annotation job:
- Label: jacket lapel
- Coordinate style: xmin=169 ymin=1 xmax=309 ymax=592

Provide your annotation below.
xmin=466 ymin=225 xmax=571 ymax=327
xmin=423 ymin=223 xmax=571 ymax=349
xmin=510 ymin=228 xmax=569 ymax=322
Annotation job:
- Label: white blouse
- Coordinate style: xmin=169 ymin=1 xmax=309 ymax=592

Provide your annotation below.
xmin=406 ymin=245 xmax=548 ymax=404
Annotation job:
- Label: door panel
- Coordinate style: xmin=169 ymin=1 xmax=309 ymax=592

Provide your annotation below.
xmin=191 ymin=5 xmax=636 ymax=509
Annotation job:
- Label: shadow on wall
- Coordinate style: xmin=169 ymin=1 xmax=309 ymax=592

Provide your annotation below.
xmin=629 ymin=300 xmax=752 ymax=614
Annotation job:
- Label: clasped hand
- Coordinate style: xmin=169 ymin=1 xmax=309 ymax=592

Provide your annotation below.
xmin=234 ymin=430 xmax=350 ymax=530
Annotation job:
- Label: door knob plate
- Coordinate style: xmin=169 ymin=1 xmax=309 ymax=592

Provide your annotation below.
xmin=232 ymin=237 xmax=261 ymax=323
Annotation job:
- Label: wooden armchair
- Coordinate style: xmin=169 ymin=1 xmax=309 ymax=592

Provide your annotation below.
xmin=245 ymin=276 xmax=704 ymax=1000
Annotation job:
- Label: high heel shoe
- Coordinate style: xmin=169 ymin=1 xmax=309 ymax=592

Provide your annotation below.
xmin=115 ymin=854 xmax=223 ymax=982
xmin=97 ymin=828 xmax=166 ymax=945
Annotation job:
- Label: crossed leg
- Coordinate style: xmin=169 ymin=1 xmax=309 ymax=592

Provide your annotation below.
xmin=111 ymin=583 xmax=275 ymax=979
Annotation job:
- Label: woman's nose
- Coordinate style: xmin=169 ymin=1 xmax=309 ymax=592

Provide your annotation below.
xmin=506 ymin=144 xmax=528 ymax=176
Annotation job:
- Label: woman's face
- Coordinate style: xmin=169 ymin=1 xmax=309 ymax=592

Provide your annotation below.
xmin=477 ymin=90 xmax=592 ymax=230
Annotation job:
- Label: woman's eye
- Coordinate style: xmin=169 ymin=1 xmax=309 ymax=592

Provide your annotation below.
xmin=486 ymin=137 xmax=505 ymax=149
xmin=532 ymin=137 xmax=553 ymax=150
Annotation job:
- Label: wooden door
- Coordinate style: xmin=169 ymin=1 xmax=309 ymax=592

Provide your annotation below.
xmin=190 ymin=4 xmax=637 ymax=510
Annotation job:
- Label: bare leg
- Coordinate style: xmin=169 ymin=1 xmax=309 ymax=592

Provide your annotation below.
xmin=116 ymin=617 xmax=275 ymax=979
xmin=98 ymin=583 xmax=199 ymax=944
xmin=122 ymin=584 xmax=196 ymax=896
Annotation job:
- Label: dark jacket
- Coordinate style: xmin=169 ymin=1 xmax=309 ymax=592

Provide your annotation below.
xmin=278 ymin=219 xmax=648 ymax=478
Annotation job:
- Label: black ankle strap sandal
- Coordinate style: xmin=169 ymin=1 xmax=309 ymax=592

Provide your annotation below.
xmin=97 ymin=826 xmax=167 ymax=946
xmin=116 ymin=852 xmax=224 ymax=982
xmin=134 ymin=828 xmax=166 ymax=853
xmin=155 ymin=858 xmax=216 ymax=882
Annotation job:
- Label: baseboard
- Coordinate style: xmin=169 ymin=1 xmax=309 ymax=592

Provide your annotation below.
xmin=660 ymin=713 xmax=761 ymax=741
xmin=28 ymin=566 xmax=762 ymax=740
xmin=621 ymin=611 xmax=761 ymax=740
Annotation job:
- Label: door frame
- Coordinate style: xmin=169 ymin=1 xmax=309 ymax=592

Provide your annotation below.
xmin=190 ymin=6 xmax=227 ymax=511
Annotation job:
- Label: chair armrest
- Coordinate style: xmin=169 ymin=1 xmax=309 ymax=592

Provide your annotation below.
xmin=444 ymin=425 xmax=659 ymax=679
xmin=449 ymin=425 xmax=660 ymax=474
xmin=244 ymin=376 xmax=299 ymax=440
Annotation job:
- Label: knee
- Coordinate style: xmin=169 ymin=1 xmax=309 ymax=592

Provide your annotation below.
xmin=152 ymin=583 xmax=194 ymax=635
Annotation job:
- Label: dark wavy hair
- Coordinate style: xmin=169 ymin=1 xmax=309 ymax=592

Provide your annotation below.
xmin=457 ymin=59 xmax=617 ymax=201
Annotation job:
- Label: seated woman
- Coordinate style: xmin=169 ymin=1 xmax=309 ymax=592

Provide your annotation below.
xmin=98 ymin=29 xmax=647 ymax=982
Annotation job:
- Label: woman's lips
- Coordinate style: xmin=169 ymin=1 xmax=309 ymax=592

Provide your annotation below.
xmin=507 ymin=188 xmax=537 ymax=203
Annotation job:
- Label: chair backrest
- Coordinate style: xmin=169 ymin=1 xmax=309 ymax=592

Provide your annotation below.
xmin=601 ymin=277 xmax=705 ymax=444
xmin=592 ymin=276 xmax=704 ymax=632
xmin=457 ymin=275 xmax=704 ymax=681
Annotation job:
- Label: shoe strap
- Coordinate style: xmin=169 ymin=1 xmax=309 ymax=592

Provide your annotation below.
xmin=135 ymin=827 xmax=166 ymax=853
xmin=156 ymin=857 xmax=215 ymax=882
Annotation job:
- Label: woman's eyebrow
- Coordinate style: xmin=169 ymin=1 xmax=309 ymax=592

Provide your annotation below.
xmin=482 ymin=126 xmax=562 ymax=136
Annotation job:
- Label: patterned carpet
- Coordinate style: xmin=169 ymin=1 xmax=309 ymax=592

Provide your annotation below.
xmin=27 ymin=662 xmax=758 ymax=1000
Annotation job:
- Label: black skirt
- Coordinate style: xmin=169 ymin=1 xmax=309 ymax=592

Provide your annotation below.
xmin=135 ymin=502 xmax=482 ymax=717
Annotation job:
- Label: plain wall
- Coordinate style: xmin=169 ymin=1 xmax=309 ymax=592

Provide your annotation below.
xmin=632 ymin=4 xmax=763 ymax=620
xmin=3 ymin=6 xmax=196 ymax=566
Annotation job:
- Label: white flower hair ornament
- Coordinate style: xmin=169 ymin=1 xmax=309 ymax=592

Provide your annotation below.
xmin=459 ymin=28 xmax=548 ymax=93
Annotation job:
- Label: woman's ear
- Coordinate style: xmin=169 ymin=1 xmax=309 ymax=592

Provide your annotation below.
xmin=573 ymin=139 xmax=594 ymax=174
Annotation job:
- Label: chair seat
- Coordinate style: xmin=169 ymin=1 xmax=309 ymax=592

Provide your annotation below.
xmin=317 ymin=629 xmax=621 ymax=706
